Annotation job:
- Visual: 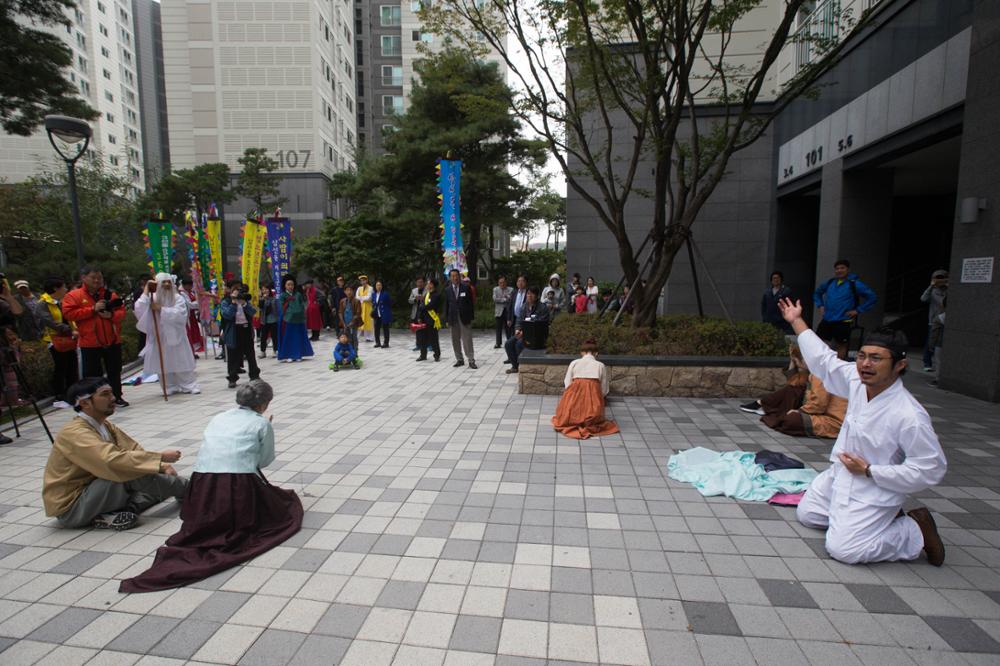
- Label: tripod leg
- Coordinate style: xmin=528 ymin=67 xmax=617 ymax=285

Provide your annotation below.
xmin=11 ymin=364 xmax=53 ymax=443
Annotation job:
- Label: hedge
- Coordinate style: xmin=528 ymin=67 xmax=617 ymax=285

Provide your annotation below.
xmin=547 ymin=313 xmax=787 ymax=357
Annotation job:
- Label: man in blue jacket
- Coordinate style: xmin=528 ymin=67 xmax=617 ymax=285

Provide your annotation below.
xmin=813 ymin=259 xmax=877 ymax=359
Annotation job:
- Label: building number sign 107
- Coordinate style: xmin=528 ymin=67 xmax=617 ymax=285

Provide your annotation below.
xmin=275 ymin=150 xmax=311 ymax=169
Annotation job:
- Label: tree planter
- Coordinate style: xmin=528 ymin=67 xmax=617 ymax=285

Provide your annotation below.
xmin=516 ymin=349 xmax=787 ymax=397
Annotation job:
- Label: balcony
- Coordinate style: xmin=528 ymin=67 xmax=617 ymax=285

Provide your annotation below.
xmin=792 ymin=0 xmax=884 ymax=73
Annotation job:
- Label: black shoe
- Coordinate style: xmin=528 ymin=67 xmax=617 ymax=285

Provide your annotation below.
xmin=227 ymin=381 xmax=237 ymax=389
xmin=237 ymin=368 xmax=246 ymax=375
xmin=374 ymin=343 xmax=382 ymax=348
xmin=434 ymin=355 xmax=441 ymax=362
xmin=453 ymin=360 xmax=465 ymax=367
xmin=214 ymin=354 xmax=225 ymax=360
xmin=494 ymin=344 xmax=502 ymax=349
xmin=382 ymin=343 xmax=389 ymax=348
xmin=739 ymin=401 xmax=764 ymax=415
xmin=506 ymin=368 xmax=518 ymax=374
xmin=114 ymin=398 xmax=130 ymax=407
xmin=469 ymin=361 xmax=477 ymax=369
xmin=908 ymin=508 xmax=945 ymax=566
xmin=92 ymin=511 xmax=138 ymax=531
xmin=0 ymin=433 xmax=12 ymax=444
xmin=416 ymin=356 xmax=427 ymax=362
xmin=503 ymin=360 xmax=511 ymax=365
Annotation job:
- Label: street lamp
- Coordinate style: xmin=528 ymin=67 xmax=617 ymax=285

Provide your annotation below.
xmin=44 ymin=115 xmax=92 ymax=273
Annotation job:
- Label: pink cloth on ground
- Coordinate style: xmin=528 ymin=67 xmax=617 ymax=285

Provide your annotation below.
xmin=768 ymin=492 xmax=805 ymax=506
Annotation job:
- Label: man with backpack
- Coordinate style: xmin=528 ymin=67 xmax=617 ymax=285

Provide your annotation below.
xmin=813 ymin=259 xmax=877 ymax=359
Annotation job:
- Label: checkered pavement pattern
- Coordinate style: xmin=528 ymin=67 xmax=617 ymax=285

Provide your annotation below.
xmin=0 ymin=332 xmax=998 ymax=665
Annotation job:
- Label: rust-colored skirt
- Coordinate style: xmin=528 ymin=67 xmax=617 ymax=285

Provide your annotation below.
xmin=552 ymin=378 xmax=620 ymax=439
xmin=119 ymin=471 xmax=302 ymax=593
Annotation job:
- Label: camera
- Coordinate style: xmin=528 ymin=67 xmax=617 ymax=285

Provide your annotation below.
xmin=107 ymin=297 xmax=124 ymax=309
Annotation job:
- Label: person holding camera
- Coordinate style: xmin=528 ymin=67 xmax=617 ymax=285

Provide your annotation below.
xmin=221 ymin=283 xmax=261 ymax=388
xmin=135 ymin=274 xmax=200 ymax=395
xmin=62 ymin=267 xmax=129 ymax=407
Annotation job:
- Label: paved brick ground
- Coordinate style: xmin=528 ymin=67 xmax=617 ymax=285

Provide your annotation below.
xmin=0 ymin=332 xmax=998 ymax=665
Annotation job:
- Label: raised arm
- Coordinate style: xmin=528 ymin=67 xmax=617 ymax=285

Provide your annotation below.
xmin=779 ymin=298 xmax=855 ymax=398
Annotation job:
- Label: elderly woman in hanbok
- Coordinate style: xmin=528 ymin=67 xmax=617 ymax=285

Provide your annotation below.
xmin=551 ymin=340 xmax=620 ymax=439
xmin=119 ymin=380 xmax=302 ymax=592
xmin=277 ymin=275 xmax=313 ymax=362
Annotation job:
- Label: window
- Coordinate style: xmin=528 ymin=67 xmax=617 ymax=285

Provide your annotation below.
xmin=382 ymin=95 xmax=403 ymax=115
xmin=101 ymin=46 xmax=110 ymax=57
xmin=421 ymin=32 xmax=433 ymax=43
xmin=382 ymin=124 xmax=396 ymax=134
xmin=412 ymin=30 xmax=421 ymax=41
xmin=76 ymin=32 xmax=86 ymax=48
xmin=97 ymin=1 xmax=106 ymax=13
xmin=99 ymin=24 xmax=108 ymax=36
xmin=107 ymin=134 xmax=117 ymax=144
xmin=478 ymin=264 xmax=489 ymax=280
xmin=102 ymin=68 xmax=112 ymax=80
xmin=104 ymin=91 xmax=114 ymax=102
xmin=106 ymin=112 xmax=115 ymax=123
xmin=379 ymin=5 xmax=401 ymax=26
xmin=109 ymin=155 xmax=119 ymax=166
xmin=79 ymin=80 xmax=90 ymax=95
xmin=77 ymin=55 xmax=87 ymax=72
xmin=380 ymin=35 xmax=400 ymax=56
xmin=382 ymin=66 xmax=402 ymax=86
xmin=410 ymin=1 xmax=422 ymax=11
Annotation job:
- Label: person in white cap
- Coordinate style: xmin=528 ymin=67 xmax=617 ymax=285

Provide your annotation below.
xmin=134 ymin=273 xmax=200 ymax=394
xmin=541 ymin=274 xmax=566 ymax=315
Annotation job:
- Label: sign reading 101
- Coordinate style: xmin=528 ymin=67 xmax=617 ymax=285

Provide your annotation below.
xmin=275 ymin=150 xmax=311 ymax=169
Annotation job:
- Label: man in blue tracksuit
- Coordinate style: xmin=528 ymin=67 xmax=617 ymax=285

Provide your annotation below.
xmin=813 ymin=259 xmax=877 ymax=359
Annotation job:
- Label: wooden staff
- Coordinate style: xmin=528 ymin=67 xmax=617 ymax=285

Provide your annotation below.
xmin=148 ymin=288 xmax=169 ymax=402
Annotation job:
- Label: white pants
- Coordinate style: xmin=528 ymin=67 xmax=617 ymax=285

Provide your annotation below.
xmin=797 ymin=467 xmax=924 ymax=564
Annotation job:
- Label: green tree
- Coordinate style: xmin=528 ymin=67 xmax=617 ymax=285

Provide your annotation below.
xmin=142 ymin=163 xmax=234 ymax=222
xmin=235 ymin=148 xmax=286 ymax=214
xmin=0 ymin=163 xmax=146 ymax=285
xmin=425 ymin=0 xmax=867 ymax=326
xmin=1 ymin=0 xmax=98 ymax=135
xmin=494 ymin=248 xmax=565 ymax=290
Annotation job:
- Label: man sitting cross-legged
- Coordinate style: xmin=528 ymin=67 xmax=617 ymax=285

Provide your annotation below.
xmin=778 ymin=298 xmax=947 ymax=566
xmin=43 ymin=377 xmax=188 ymax=531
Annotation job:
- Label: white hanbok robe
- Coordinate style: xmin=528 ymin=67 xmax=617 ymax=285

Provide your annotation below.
xmin=795 ymin=329 xmax=946 ymax=564
xmin=135 ymin=292 xmax=199 ymax=393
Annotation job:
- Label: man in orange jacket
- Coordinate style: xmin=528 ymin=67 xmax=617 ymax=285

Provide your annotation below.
xmin=62 ymin=267 xmax=129 ymax=407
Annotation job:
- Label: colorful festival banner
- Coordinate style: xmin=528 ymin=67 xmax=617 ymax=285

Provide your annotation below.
xmin=196 ymin=223 xmax=213 ymax=292
xmin=183 ymin=211 xmax=203 ymax=294
xmin=143 ymin=218 xmax=176 ymax=275
xmin=265 ymin=216 xmax=293 ymax=292
xmin=205 ymin=207 xmax=225 ymax=289
xmin=240 ymin=216 xmax=267 ymax=306
xmin=437 ymin=159 xmax=467 ymax=277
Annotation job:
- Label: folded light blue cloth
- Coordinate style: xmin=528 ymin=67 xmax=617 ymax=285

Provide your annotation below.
xmin=667 ymin=447 xmax=817 ymax=501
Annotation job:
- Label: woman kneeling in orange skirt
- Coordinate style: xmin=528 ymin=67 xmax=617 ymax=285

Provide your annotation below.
xmin=552 ymin=339 xmax=620 ymax=439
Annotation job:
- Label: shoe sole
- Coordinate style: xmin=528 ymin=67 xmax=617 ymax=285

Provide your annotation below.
xmin=738 ymin=407 xmax=759 ymax=414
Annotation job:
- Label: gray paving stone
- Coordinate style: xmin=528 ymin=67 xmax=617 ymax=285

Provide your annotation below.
xmin=27 ymin=607 xmax=103 ymax=643
xmin=504 ymin=589 xmax=549 ymax=621
xmin=682 ymin=601 xmax=743 ymax=636
xmin=190 ymin=591 xmax=252 ymax=622
xmin=449 ymin=614 xmax=502 ymax=653
xmin=845 ymin=583 xmax=916 ymax=615
xmin=757 ymin=578 xmax=820 ymax=609
xmin=105 ymin=615 xmax=181 ymax=654
xmin=288 ymin=635 xmax=351 ymax=666
xmin=312 ymin=603 xmax=371 ymax=638
xmin=922 ymin=616 xmax=1000 ymax=653
xmin=48 ymin=551 xmax=112 ymax=575
xmin=282 ymin=548 xmax=331 ymax=572
xmin=148 ymin=618 xmax=222 ymax=659
xmin=551 ymin=566 xmax=592 ymax=594
xmin=375 ymin=580 xmax=425 ymax=610
xmin=239 ymin=629 xmax=307 ymax=665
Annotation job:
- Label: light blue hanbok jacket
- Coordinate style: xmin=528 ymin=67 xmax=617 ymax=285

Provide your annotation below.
xmin=194 ymin=407 xmax=275 ymax=473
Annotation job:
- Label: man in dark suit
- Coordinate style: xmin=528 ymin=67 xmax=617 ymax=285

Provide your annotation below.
xmin=444 ymin=269 xmax=476 ymax=369
xmin=505 ymin=286 xmax=550 ymax=373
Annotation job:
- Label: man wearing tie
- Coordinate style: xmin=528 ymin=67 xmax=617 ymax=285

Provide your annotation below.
xmin=445 ymin=269 xmax=477 ymax=369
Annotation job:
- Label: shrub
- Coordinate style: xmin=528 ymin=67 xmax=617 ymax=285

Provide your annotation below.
xmin=547 ymin=313 xmax=786 ymax=357
xmin=16 ymin=340 xmax=54 ymax=398
xmin=120 ymin=313 xmax=140 ymax=363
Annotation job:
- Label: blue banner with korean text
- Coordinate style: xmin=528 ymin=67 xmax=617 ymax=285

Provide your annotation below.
xmin=438 ymin=159 xmax=467 ymax=277
xmin=265 ymin=217 xmax=293 ymax=291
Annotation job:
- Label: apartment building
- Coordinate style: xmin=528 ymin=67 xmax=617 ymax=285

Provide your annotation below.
xmin=160 ymin=0 xmax=356 ymax=263
xmin=0 ymin=0 xmax=146 ymax=191
xmin=132 ymin=0 xmax=170 ymax=185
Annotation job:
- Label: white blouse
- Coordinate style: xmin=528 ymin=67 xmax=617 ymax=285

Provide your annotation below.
xmin=563 ymin=353 xmax=610 ymax=395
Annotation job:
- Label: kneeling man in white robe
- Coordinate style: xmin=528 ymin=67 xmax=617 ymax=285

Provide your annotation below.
xmin=135 ymin=274 xmax=200 ymax=395
xmin=778 ymin=298 xmax=946 ymax=566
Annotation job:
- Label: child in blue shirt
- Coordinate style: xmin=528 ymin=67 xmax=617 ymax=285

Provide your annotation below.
xmin=331 ymin=333 xmax=360 ymax=371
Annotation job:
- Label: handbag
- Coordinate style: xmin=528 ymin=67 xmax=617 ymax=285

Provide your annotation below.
xmin=409 ymin=322 xmax=427 ymax=332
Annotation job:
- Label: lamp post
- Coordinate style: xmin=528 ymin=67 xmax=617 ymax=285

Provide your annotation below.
xmin=44 ymin=115 xmax=92 ymax=273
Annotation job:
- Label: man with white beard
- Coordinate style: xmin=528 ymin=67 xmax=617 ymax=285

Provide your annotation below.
xmin=134 ymin=274 xmax=200 ymax=394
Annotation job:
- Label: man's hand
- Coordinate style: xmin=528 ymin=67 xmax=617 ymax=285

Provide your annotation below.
xmin=777 ymin=298 xmax=802 ymax=324
xmin=160 ymin=449 xmax=182 ymax=463
xmin=846 ymin=309 xmax=858 ymax=318
xmin=160 ymin=464 xmax=178 ymax=477
xmin=838 ymin=452 xmax=869 ymax=476
xmin=150 ymin=302 xmax=162 ymax=312
xmin=94 ymin=300 xmax=107 ymax=312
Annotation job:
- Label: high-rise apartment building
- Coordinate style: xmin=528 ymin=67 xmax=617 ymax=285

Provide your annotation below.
xmin=132 ymin=0 xmax=170 ymax=185
xmin=0 ymin=0 xmax=146 ymax=191
xmin=160 ymin=0 xmax=356 ymax=264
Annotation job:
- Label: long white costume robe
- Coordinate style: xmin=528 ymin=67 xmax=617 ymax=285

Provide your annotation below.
xmin=795 ymin=329 xmax=946 ymax=564
xmin=135 ymin=292 xmax=200 ymax=394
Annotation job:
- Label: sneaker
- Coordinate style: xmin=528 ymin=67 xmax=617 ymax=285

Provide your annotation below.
xmin=52 ymin=400 xmax=71 ymax=409
xmin=907 ymin=507 xmax=945 ymax=566
xmin=92 ymin=511 xmax=138 ymax=531
xmin=923 ymin=367 xmax=934 ymax=372
xmin=190 ymin=388 xmax=201 ymax=395
xmin=114 ymin=398 xmax=130 ymax=407
xmin=739 ymin=401 xmax=763 ymax=415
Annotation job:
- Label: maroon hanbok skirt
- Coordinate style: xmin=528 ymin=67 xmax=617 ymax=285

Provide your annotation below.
xmin=119 ymin=471 xmax=303 ymax=593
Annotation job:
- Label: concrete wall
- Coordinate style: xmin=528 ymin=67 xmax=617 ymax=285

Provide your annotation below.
xmin=939 ymin=0 xmax=1000 ymax=401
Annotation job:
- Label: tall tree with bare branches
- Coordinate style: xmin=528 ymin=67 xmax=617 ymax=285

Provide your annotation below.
xmin=424 ymin=0 xmax=864 ymax=326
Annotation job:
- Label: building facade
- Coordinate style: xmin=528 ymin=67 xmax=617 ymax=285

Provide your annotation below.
xmin=0 ymin=0 xmax=146 ymax=192
xmin=132 ymin=0 xmax=170 ymax=185
xmin=566 ymin=0 xmax=1000 ymax=401
xmin=160 ymin=0 xmax=356 ymax=266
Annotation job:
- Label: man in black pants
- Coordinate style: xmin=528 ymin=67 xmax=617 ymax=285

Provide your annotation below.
xmin=220 ymin=284 xmax=260 ymax=388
